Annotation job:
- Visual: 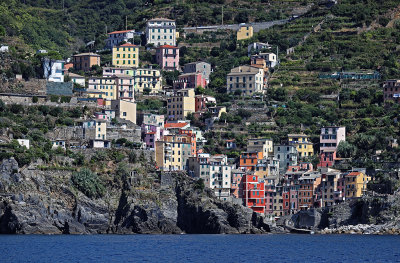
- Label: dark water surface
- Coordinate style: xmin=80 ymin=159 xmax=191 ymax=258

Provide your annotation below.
xmin=1 ymin=234 xmax=400 ymax=262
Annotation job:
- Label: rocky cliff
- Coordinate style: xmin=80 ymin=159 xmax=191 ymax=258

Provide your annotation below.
xmin=0 ymin=159 xmax=272 ymax=234
xmin=289 ymin=194 xmax=400 ymax=234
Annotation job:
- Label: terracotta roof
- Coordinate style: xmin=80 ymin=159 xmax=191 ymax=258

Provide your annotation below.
xmin=347 ymin=172 xmax=361 ymax=177
xmin=118 ymin=43 xmax=137 ymax=47
xmin=108 ymin=29 xmax=135 ymax=34
xmin=158 ymin=45 xmax=179 ymax=49
xmin=164 ymin=122 xmax=189 ymax=129
xmin=226 ymin=139 xmax=235 ymax=142
xmin=146 ymin=132 xmax=156 ymax=135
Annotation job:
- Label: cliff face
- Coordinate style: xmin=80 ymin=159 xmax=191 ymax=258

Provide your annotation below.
xmin=0 ymin=159 xmax=271 ymax=234
xmin=290 ymin=195 xmax=400 ymax=234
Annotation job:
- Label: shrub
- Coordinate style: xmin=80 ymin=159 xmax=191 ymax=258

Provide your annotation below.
xmin=32 ymin=96 xmax=39 ymax=103
xmin=49 ymin=95 xmax=59 ymax=103
xmin=194 ymin=178 xmax=205 ymax=191
xmin=71 ymin=168 xmax=105 ymax=198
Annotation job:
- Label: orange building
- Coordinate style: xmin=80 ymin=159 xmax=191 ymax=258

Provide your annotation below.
xmin=72 ymin=53 xmax=101 ymax=72
xmin=239 ymin=151 xmax=263 ymax=171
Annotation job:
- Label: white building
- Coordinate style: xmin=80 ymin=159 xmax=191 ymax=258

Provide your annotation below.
xmin=67 ymin=73 xmax=85 ymax=87
xmin=43 ymin=58 xmax=65 ymax=82
xmin=146 ymin=18 xmax=176 ymax=46
xmin=106 ymin=29 xmax=136 ymax=49
xmin=226 ymin=65 xmax=265 ymax=95
xmin=251 ymin=52 xmax=278 ymax=68
xmin=0 ymin=46 xmax=9 ymax=52
xmin=247 ymin=42 xmax=271 ymax=56
xmin=17 ymin=139 xmax=30 ymax=149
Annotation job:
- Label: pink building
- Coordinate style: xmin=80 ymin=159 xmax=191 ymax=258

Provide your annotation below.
xmin=141 ymin=124 xmax=166 ymax=149
xmin=265 ymin=177 xmax=277 ymax=215
xmin=174 ymin=73 xmax=207 ymax=90
xmin=195 ymin=95 xmax=216 ymax=112
xmin=231 ymin=169 xmax=245 ymax=198
xmin=116 ymin=75 xmax=135 ymax=101
xmin=319 ymin=126 xmax=346 ymax=168
xmin=156 ymin=45 xmax=180 ymax=71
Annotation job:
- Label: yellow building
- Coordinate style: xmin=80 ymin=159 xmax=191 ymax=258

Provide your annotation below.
xmin=167 ymin=88 xmax=195 ymax=121
xmin=237 ymin=25 xmax=253 ymax=40
xmin=345 ymin=172 xmax=371 ymax=198
xmin=111 ymin=99 xmax=137 ymax=124
xmin=155 ymin=134 xmax=193 ymax=171
xmin=288 ymin=134 xmax=314 ymax=158
xmin=87 ymin=77 xmax=117 ymax=106
xmin=132 ymin=68 xmax=163 ymax=94
xmin=95 ymin=120 xmax=107 ymax=140
xmin=112 ymin=43 xmax=139 ymax=67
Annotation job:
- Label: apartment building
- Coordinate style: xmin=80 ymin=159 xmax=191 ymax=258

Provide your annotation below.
xmin=183 ymin=61 xmax=212 ymax=84
xmin=251 ymin=53 xmax=278 ymax=68
xmin=226 ymin=65 xmax=264 ymax=95
xmin=132 ymin=68 xmax=162 ymax=94
xmin=106 ymin=29 xmax=136 ymax=49
xmin=87 ymin=77 xmax=118 ymax=105
xmin=239 ymin=151 xmax=263 ymax=171
xmin=345 ymin=171 xmax=371 ymax=199
xmin=112 ymin=43 xmax=139 ymax=68
xmin=166 ymin=88 xmax=195 ymax=121
xmin=242 ymin=174 xmax=265 ymax=214
xmin=156 ymin=45 xmax=180 ymax=71
xmin=195 ymin=95 xmax=216 ymax=113
xmin=288 ymin=134 xmax=314 ymax=158
xmin=173 ymin=72 xmax=207 ymax=90
xmin=274 ymin=145 xmax=298 ymax=174
xmin=320 ymin=170 xmax=342 ymax=207
xmin=319 ymin=126 xmax=346 ymax=168
xmin=298 ymin=172 xmax=321 ymax=210
xmin=146 ymin=18 xmax=176 ymax=46
xmin=72 ymin=53 xmax=100 ymax=72
xmin=247 ymin=138 xmax=274 ymax=158
xmin=111 ymin=99 xmax=136 ymax=124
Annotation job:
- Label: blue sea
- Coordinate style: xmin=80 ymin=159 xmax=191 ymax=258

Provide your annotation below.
xmin=1 ymin=234 xmax=400 ymax=262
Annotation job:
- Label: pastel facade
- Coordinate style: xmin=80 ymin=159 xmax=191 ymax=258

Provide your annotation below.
xmin=87 ymin=77 xmax=117 ymax=105
xmin=173 ymin=73 xmax=207 ymax=90
xmin=231 ymin=169 xmax=245 ymax=199
xmin=72 ymin=53 xmax=100 ymax=72
xmin=345 ymin=172 xmax=371 ymax=199
xmin=320 ymin=171 xmax=341 ymax=207
xmin=247 ymin=42 xmax=271 ymax=56
xmin=298 ymin=172 xmax=321 ymax=210
xmin=239 ymin=151 xmax=263 ymax=171
xmin=183 ymin=62 xmax=212 ymax=84
xmin=247 ymin=138 xmax=273 ymax=158
xmin=227 ymin=66 xmax=264 ymax=95
xmin=111 ymin=99 xmax=137 ymax=124
xmin=251 ymin=53 xmax=278 ymax=68
xmin=132 ymin=68 xmax=162 ymax=94
xmin=68 ymin=73 xmax=85 ymax=87
xmin=106 ymin=29 xmax=135 ymax=49
xmin=146 ymin=18 xmax=176 ymax=46
xmin=166 ymin=88 xmax=195 ymax=121
xmin=288 ymin=134 xmax=314 ymax=158
xmin=112 ymin=43 xmax=139 ymax=68
xmin=319 ymin=126 xmax=346 ymax=168
xmin=156 ymin=45 xmax=179 ymax=71
xmin=237 ymin=25 xmax=253 ymax=40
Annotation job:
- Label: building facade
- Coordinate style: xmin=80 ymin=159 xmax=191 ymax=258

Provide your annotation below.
xmin=111 ymin=99 xmax=137 ymax=124
xmin=274 ymin=145 xmax=298 ymax=174
xmin=183 ymin=62 xmax=212 ymax=84
xmin=167 ymin=88 xmax=195 ymax=121
xmin=383 ymin=80 xmax=400 ymax=104
xmin=146 ymin=18 xmax=176 ymax=46
xmin=237 ymin=25 xmax=253 ymax=40
xmin=242 ymin=174 xmax=265 ymax=214
xmin=106 ymin=29 xmax=136 ymax=49
xmin=72 ymin=53 xmax=101 ymax=72
xmin=288 ymin=134 xmax=314 ymax=158
xmin=173 ymin=72 xmax=207 ymax=90
xmin=247 ymin=138 xmax=274 ymax=158
xmin=156 ymin=45 xmax=180 ymax=71
xmin=112 ymin=43 xmax=139 ymax=68
xmin=227 ymin=65 xmax=264 ymax=95
xmin=319 ymin=126 xmax=346 ymax=168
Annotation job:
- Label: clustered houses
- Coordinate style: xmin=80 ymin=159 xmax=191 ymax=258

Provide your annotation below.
xmin=29 ymin=16 xmax=377 ymax=217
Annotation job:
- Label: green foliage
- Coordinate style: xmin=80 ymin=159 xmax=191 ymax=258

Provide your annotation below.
xmin=71 ymin=168 xmax=105 ymax=198
xmin=337 ymin=141 xmax=356 ymax=158
xmin=193 ymin=178 xmax=205 ymax=191
xmin=32 ymin=96 xmax=39 ymax=103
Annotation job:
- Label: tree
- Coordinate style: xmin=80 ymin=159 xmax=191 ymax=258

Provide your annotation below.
xmin=337 ymin=141 xmax=356 ymax=158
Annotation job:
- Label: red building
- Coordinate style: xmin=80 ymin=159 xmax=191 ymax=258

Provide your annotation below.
xmin=174 ymin=72 xmax=207 ymax=90
xmin=242 ymin=174 xmax=265 ymax=214
xmin=195 ymin=95 xmax=216 ymax=113
xmin=318 ymin=151 xmax=336 ymax=168
xmin=178 ymin=129 xmax=197 ymax=156
xmin=298 ymin=173 xmax=321 ymax=210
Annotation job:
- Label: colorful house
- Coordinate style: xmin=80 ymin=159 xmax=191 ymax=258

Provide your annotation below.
xmin=298 ymin=172 xmax=321 ymax=210
xmin=239 ymin=151 xmax=263 ymax=171
xmin=156 ymin=45 xmax=179 ymax=71
xmin=237 ymin=24 xmax=253 ymax=40
xmin=72 ymin=53 xmax=101 ymax=72
xmin=173 ymin=72 xmax=207 ymax=90
xmin=242 ymin=174 xmax=265 ymax=214
xmin=319 ymin=126 xmax=346 ymax=168
xmin=112 ymin=43 xmax=139 ymax=68
xmin=345 ymin=171 xmax=371 ymax=199
xmin=166 ymin=89 xmax=195 ymax=121
xmin=106 ymin=29 xmax=136 ymax=49
xmin=288 ymin=134 xmax=314 ymax=158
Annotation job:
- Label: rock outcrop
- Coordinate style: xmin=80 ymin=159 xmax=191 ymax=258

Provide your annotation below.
xmin=0 ymin=159 xmax=272 ymax=234
xmin=289 ymin=194 xmax=400 ymax=234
